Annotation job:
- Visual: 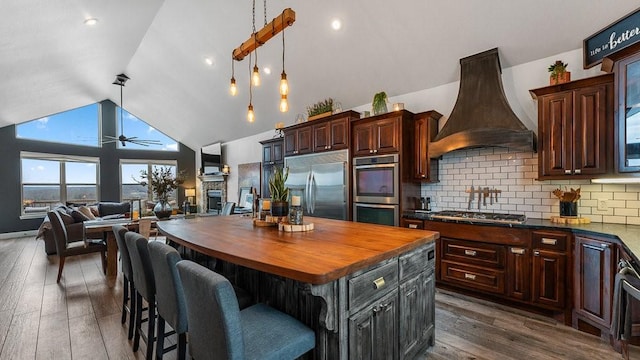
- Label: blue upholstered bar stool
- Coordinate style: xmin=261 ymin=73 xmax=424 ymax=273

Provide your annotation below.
xmin=148 ymin=241 xmax=188 ymax=360
xmin=112 ymin=225 xmax=135 ymax=340
xmin=125 ymin=232 xmax=157 ymax=360
xmin=176 ymin=260 xmax=315 ymax=360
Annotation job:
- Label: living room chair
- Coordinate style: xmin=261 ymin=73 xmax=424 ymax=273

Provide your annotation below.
xmin=148 ymin=241 xmax=188 ymax=360
xmin=112 ymin=225 xmax=135 ymax=340
xmin=176 ymin=260 xmax=315 ymax=360
xmin=48 ymin=211 xmax=107 ymax=283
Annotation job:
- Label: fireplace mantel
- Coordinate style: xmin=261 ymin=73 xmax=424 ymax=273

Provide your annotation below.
xmin=198 ymin=173 xmax=228 ymax=183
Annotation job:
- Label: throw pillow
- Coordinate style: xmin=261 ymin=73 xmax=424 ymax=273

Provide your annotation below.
xmin=98 ymin=202 xmax=131 ymax=217
xmin=78 ymin=206 xmax=96 ymax=220
xmin=71 ymin=209 xmax=91 ymax=222
xmin=89 ymin=205 xmax=99 ymax=217
xmin=57 ymin=210 xmax=75 ymax=225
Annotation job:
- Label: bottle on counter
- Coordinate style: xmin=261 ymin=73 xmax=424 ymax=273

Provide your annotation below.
xmin=426 ymin=197 xmax=431 ymax=212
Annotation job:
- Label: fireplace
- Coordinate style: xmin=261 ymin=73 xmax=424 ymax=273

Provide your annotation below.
xmin=207 ymin=190 xmax=223 ymax=214
xmin=198 ymin=173 xmax=227 ymax=214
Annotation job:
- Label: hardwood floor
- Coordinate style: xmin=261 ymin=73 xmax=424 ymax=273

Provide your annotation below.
xmin=0 ymin=236 xmax=636 ymax=359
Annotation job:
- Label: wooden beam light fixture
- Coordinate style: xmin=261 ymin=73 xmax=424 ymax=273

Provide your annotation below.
xmin=232 ymin=8 xmax=295 ymax=61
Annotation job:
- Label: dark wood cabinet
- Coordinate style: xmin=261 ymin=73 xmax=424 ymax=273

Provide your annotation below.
xmin=507 ymin=246 xmax=530 ymax=301
xmin=530 ymin=74 xmax=613 ymax=179
xmin=313 ymin=116 xmax=349 ymax=152
xmin=573 ymin=235 xmax=614 ymax=331
xmin=284 ymin=111 xmax=359 ymax=157
xmin=399 ymin=272 xmax=434 ymax=359
xmin=260 ymin=138 xmax=284 ymax=198
xmin=349 ymin=289 xmax=398 ymax=360
xmin=283 ymin=126 xmax=312 ymax=156
xmin=413 ymin=111 xmax=442 ymax=182
xmin=352 ymin=115 xmax=401 ymax=157
xmin=531 ymin=231 xmax=569 ymax=310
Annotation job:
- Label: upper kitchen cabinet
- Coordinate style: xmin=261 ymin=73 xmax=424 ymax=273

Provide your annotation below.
xmin=530 ymin=74 xmax=614 ymax=180
xmin=284 ymin=111 xmax=359 ymax=157
xmin=261 ymin=137 xmax=283 ymax=165
xmin=615 ymin=52 xmax=640 ymax=173
xmin=413 ymin=111 xmax=442 ymax=182
xmin=352 ymin=110 xmax=414 ymax=157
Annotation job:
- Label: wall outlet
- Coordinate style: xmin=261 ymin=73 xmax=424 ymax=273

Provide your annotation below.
xmin=597 ymin=199 xmax=608 ymax=211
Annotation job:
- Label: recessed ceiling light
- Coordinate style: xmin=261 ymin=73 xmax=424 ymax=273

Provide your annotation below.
xmin=331 ymin=18 xmax=342 ymax=31
xmin=263 ymin=67 xmax=271 ymax=75
xmin=204 ymin=57 xmax=214 ymax=66
xmin=84 ymin=18 xmax=98 ymax=26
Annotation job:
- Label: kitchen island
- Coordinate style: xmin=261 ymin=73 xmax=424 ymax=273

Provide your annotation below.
xmin=157 ymin=216 xmax=439 ymax=360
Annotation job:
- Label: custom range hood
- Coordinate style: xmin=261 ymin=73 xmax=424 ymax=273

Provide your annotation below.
xmin=430 ymin=48 xmax=536 ymax=158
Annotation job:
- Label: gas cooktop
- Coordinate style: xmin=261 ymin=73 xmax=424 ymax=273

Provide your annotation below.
xmin=428 ymin=211 xmax=526 ymax=224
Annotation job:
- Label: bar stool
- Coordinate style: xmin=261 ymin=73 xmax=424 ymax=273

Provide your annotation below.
xmin=112 ymin=225 xmax=135 ymax=340
xmin=125 ymin=232 xmax=157 ymax=360
xmin=177 ymin=260 xmax=315 ymax=360
xmin=148 ymin=241 xmax=188 ymax=360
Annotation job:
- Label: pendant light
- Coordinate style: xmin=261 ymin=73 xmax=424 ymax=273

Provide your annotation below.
xmin=279 ymin=11 xmax=289 ymax=97
xmin=229 ymin=54 xmax=237 ymax=96
xmin=251 ymin=4 xmax=260 ymax=87
xmin=247 ymin=52 xmax=255 ymax=122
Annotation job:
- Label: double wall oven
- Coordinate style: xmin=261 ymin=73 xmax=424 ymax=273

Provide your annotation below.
xmin=353 ymin=154 xmax=400 ymax=226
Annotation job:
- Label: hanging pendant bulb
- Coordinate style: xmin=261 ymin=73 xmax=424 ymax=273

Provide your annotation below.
xmin=252 ymin=65 xmax=261 ymax=87
xmin=229 ymin=77 xmax=237 ymax=96
xmin=247 ymin=103 xmax=255 ymax=122
xmin=279 ymin=94 xmax=289 ymax=113
xmin=279 ymin=71 xmax=288 ymax=96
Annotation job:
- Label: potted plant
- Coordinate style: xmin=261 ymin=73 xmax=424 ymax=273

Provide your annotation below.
xmin=548 ymin=60 xmax=570 ymax=85
xmin=372 ymin=91 xmax=388 ymax=115
xmin=137 ymin=166 xmax=186 ymax=219
xmin=268 ymin=166 xmax=290 ymax=217
xmin=306 ymin=98 xmax=334 ymax=121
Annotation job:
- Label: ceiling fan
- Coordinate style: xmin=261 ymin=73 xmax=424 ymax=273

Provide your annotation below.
xmin=103 ymin=73 xmax=162 ymax=147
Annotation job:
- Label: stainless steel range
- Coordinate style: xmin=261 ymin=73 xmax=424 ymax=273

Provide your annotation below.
xmin=428 ymin=210 xmax=526 ymax=224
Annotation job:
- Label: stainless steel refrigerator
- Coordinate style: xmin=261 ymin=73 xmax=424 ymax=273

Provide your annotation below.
xmin=284 ymin=149 xmax=349 ymax=220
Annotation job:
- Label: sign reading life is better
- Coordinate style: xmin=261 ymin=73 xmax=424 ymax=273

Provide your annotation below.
xmin=584 ymin=7 xmax=640 ymax=69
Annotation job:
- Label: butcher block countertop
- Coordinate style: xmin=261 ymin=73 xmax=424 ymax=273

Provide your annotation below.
xmin=157 ymin=216 xmax=439 ymax=285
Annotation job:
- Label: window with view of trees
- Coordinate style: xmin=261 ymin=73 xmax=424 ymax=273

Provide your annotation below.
xmin=16 ymin=104 xmax=100 ymax=147
xmin=21 ymin=153 xmax=99 ymax=216
xmin=121 ymin=160 xmax=178 ymax=204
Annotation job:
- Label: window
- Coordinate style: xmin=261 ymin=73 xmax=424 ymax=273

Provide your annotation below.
xmin=21 ymin=152 xmax=100 ymax=217
xmin=116 ymin=108 xmax=179 ymax=151
xmin=121 ymin=160 xmax=178 ymax=205
xmin=16 ymin=104 xmax=100 ymax=147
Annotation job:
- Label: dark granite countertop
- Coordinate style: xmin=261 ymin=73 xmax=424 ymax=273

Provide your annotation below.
xmin=404 ymin=211 xmax=640 ymax=263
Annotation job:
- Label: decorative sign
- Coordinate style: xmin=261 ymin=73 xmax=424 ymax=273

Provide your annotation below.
xmin=583 ymin=7 xmax=640 ymax=69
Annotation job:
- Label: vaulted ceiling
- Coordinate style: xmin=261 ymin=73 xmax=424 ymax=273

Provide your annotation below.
xmin=1 ymin=0 xmax=638 ymax=151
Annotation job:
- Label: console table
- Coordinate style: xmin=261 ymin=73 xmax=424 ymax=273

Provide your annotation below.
xmin=157 ymin=216 xmax=438 ymax=359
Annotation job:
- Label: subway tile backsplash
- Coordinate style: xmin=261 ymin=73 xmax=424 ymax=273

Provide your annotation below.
xmin=421 ymin=147 xmax=640 ymax=225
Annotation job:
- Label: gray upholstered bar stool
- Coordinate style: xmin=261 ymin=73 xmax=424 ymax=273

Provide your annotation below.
xmin=112 ymin=225 xmax=135 ymax=340
xmin=148 ymin=241 xmax=188 ymax=360
xmin=125 ymin=232 xmax=157 ymax=360
xmin=177 ymin=260 xmax=316 ymax=360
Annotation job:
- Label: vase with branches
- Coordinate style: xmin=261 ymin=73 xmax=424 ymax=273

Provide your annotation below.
xmin=136 ymin=166 xmax=186 ymax=218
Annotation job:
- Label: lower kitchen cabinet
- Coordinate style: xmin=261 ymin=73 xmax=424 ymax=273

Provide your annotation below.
xmin=532 ymin=249 xmax=566 ymax=309
xmin=399 ymin=272 xmax=435 ymax=359
xmin=507 ymin=246 xmax=531 ymax=301
xmin=349 ymin=288 xmax=398 ymax=360
xmin=573 ymin=235 xmax=614 ymax=332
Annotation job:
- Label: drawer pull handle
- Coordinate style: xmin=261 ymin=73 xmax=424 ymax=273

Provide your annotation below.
xmin=409 ymin=224 xmax=418 ymax=229
xmin=373 ymin=277 xmax=386 ymax=289
xmin=541 ymin=238 xmax=557 ymax=245
xmin=464 ymin=273 xmax=476 ymax=280
xmin=511 ymin=248 xmax=526 ymax=255
xmin=464 ymin=250 xmax=477 ymax=256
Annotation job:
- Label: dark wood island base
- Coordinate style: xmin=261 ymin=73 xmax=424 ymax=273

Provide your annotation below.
xmin=157 ymin=216 xmax=438 ymax=359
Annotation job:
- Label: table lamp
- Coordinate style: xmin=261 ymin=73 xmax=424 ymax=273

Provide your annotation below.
xmin=185 ymin=188 xmax=196 ymax=204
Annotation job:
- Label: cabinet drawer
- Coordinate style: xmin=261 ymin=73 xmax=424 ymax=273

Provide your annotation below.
xmin=349 ymin=260 xmax=399 ymax=312
xmin=399 ymin=243 xmax=435 ymax=281
xmin=532 ymin=231 xmax=568 ymax=251
xmin=441 ymin=261 xmax=505 ymax=295
xmin=442 ymin=238 xmax=505 ymax=268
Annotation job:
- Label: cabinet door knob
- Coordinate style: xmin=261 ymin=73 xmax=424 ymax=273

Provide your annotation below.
xmin=421 ymin=174 xmax=426 ymax=178
xmin=574 ymin=169 xmax=581 ymax=174
xmin=328 ymin=145 xmax=331 ymax=149
xmin=564 ymin=169 xmax=571 ymax=174
xmin=374 ymin=149 xmax=378 ymax=153
xmin=534 ymin=250 xmax=540 ymax=256
xmin=373 ymin=277 xmax=386 ymax=289
xmin=369 ymin=150 xmax=374 ymax=154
